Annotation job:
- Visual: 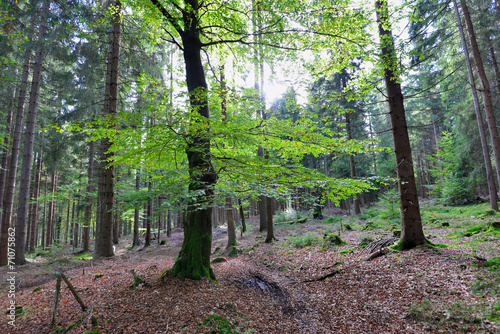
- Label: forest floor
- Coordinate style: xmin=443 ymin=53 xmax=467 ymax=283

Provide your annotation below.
xmin=0 ymin=203 xmax=499 ymax=333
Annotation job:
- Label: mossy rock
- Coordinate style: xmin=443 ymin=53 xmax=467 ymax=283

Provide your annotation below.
xmin=159 ymin=240 xmax=167 ymax=245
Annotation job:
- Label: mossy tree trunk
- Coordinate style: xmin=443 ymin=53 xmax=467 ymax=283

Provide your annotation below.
xmin=150 ymin=0 xmax=217 ymax=280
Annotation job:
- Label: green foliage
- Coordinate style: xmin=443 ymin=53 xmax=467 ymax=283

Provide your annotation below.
xmin=198 ymin=314 xmax=255 ymax=334
xmin=322 ymin=233 xmax=346 ymax=249
xmin=377 ymin=188 xmax=399 ymax=220
xmin=430 ymin=132 xmax=474 ymax=205
xmin=288 ymin=233 xmax=321 ymax=248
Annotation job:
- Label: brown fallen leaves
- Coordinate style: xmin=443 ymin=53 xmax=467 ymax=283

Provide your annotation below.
xmin=0 ymin=221 xmax=498 ymax=334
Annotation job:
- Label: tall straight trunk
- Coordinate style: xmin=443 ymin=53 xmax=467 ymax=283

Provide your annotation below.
xmin=375 ymin=0 xmax=426 ymax=249
xmin=113 ymin=202 xmax=120 ymax=244
xmin=452 ymin=0 xmax=499 ymax=210
xmin=489 ymin=42 xmax=500 ymax=96
xmin=29 ymin=151 xmax=42 ymax=253
xmin=95 ymin=0 xmax=122 ymax=259
xmin=65 ymin=200 xmax=71 ymax=244
xmin=144 ymin=182 xmax=152 ymax=247
xmin=46 ymin=173 xmax=57 ymax=247
xmin=71 ymin=201 xmax=77 ymax=248
xmin=14 ymin=0 xmax=50 ymax=264
xmin=0 ymin=14 xmax=36 ymax=265
xmin=41 ymin=173 xmax=48 ymax=249
xmin=0 ymin=87 xmax=16 ymax=220
xmin=460 ymin=0 xmax=500 ymax=190
xmin=226 ymin=197 xmax=236 ymax=248
xmin=343 ymin=76 xmax=361 ymax=215
xmin=132 ymin=169 xmax=140 ymax=246
xmin=167 ymin=210 xmax=172 ymax=237
xmin=83 ymin=140 xmax=94 ymax=252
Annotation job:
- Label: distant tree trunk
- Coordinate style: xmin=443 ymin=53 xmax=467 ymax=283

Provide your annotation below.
xmin=95 ymin=0 xmax=122 ymax=259
xmin=0 ymin=13 xmax=36 ymax=266
xmin=0 ymin=88 xmax=15 ymax=222
xmin=46 ymin=173 xmax=57 ymax=247
xmin=132 ymin=169 xmax=140 ymax=246
xmin=65 ymin=200 xmax=71 ymax=244
xmin=29 ymin=152 xmax=42 ymax=253
xmin=264 ymin=196 xmax=274 ymax=243
xmin=343 ymin=76 xmax=361 ymax=215
xmin=167 ymin=210 xmax=172 ymax=237
xmin=226 ymin=197 xmax=236 ymax=248
xmin=452 ymin=0 xmax=499 ymax=210
xmin=41 ymin=173 xmax=48 ymax=249
xmin=489 ymin=42 xmax=500 ymax=96
xmin=72 ymin=201 xmax=78 ymax=248
xmin=145 ymin=182 xmax=152 ymax=247
xmin=459 ymin=0 xmax=500 ymax=191
xmin=375 ymin=0 xmax=426 ymax=249
xmin=83 ymin=140 xmax=94 ymax=252
xmin=238 ymin=198 xmax=246 ymax=236
xmin=14 ymin=0 xmax=50 ymax=264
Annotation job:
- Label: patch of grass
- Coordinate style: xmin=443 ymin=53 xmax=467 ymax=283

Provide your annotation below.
xmin=321 ymin=233 xmax=346 ymax=249
xmin=288 ymin=233 xmax=321 ymax=248
xmin=339 ymin=248 xmax=355 ymax=254
xmin=72 ymin=252 xmax=92 ymax=261
xmin=197 ymin=314 xmax=255 ymax=334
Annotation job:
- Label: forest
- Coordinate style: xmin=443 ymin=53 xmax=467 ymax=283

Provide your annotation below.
xmin=0 ymin=0 xmax=499 ymax=332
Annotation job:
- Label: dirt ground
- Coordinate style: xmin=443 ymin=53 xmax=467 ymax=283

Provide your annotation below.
xmin=0 ymin=211 xmax=499 ymax=333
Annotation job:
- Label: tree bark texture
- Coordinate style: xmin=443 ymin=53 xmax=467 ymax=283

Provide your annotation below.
xmin=133 ymin=170 xmax=140 ymax=246
xmin=95 ymin=0 xmax=122 ymax=259
xmin=29 ymin=152 xmax=42 ymax=253
xmin=46 ymin=173 xmax=57 ymax=247
xmin=161 ymin=0 xmax=217 ymax=280
xmin=460 ymin=0 xmax=500 ymax=192
xmin=0 ymin=13 xmax=36 ymax=265
xmin=452 ymin=0 xmax=499 ymax=210
xmin=14 ymin=0 xmax=50 ymax=264
xmin=83 ymin=140 xmax=95 ymax=252
xmin=375 ymin=0 xmax=426 ymax=249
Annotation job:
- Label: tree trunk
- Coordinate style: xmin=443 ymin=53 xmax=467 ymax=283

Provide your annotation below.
xmin=238 ymin=198 xmax=246 ymax=235
xmin=167 ymin=210 xmax=172 ymax=238
xmin=226 ymin=197 xmax=236 ymax=248
xmin=145 ymin=182 xmax=152 ymax=247
xmin=46 ymin=173 xmax=57 ymax=247
xmin=343 ymin=76 xmax=361 ymax=215
xmin=460 ymin=0 xmax=500 ymax=191
xmin=0 ymin=13 xmax=36 ymax=265
xmin=264 ymin=196 xmax=274 ymax=243
xmin=29 ymin=152 xmax=42 ymax=253
xmin=14 ymin=0 xmax=50 ymax=264
xmin=375 ymin=0 xmax=426 ymax=249
xmin=95 ymin=0 xmax=122 ymax=259
xmin=452 ymin=0 xmax=499 ymax=210
xmin=169 ymin=4 xmax=217 ymax=280
xmin=83 ymin=140 xmax=94 ymax=252
xmin=132 ymin=169 xmax=140 ymax=246
xmin=0 ymin=87 xmax=16 ymax=222
xmin=72 ymin=201 xmax=77 ymax=248
xmin=41 ymin=173 xmax=48 ymax=249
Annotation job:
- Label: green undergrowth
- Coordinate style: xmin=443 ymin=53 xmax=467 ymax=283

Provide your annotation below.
xmin=197 ymin=314 xmax=255 ymax=334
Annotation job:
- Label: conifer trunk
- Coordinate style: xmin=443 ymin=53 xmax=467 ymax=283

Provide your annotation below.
xmin=46 ymin=173 xmax=57 ymax=247
xmin=132 ymin=170 xmax=140 ymax=246
xmin=0 ymin=14 xmax=36 ymax=265
xmin=15 ymin=0 xmax=50 ymax=264
xmin=0 ymin=88 xmax=15 ymax=221
xmin=83 ymin=140 xmax=94 ymax=252
xmin=459 ymin=0 xmax=500 ymax=192
xmin=452 ymin=0 xmax=499 ymax=210
xmin=95 ymin=0 xmax=122 ymax=259
xmin=375 ymin=0 xmax=426 ymax=249
xmin=29 ymin=152 xmax=42 ymax=253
